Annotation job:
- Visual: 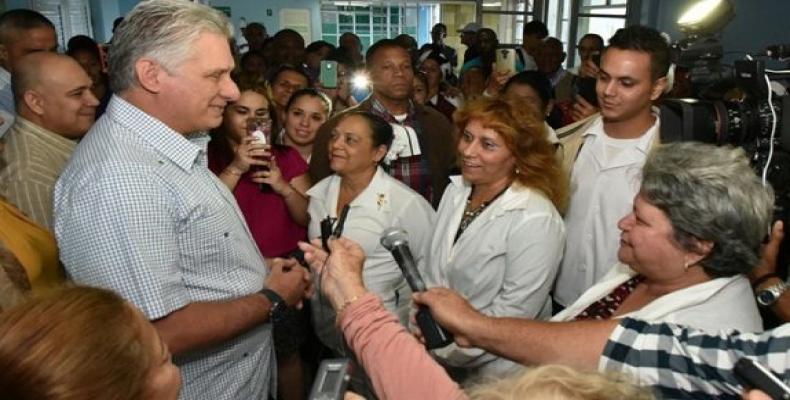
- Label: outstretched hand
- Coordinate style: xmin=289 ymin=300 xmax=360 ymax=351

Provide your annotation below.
xmin=298 ymin=237 xmax=368 ymax=312
xmin=412 ymin=287 xmax=486 ymax=348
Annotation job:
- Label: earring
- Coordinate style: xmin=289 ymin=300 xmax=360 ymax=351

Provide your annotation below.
xmin=515 ymin=168 xmax=521 ymax=175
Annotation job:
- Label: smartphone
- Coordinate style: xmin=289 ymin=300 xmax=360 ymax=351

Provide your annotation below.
xmin=734 ymin=358 xmax=790 ymax=399
xmin=574 ymin=77 xmax=599 ymax=107
xmin=308 ymin=358 xmax=350 ymax=400
xmin=495 ymin=47 xmax=516 ymax=74
xmin=320 ymin=60 xmax=338 ymax=89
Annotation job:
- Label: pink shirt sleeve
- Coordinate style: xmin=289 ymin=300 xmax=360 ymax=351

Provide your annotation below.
xmin=339 ymin=293 xmax=467 ymax=400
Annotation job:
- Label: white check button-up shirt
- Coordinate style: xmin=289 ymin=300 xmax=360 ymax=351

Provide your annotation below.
xmin=54 ymin=96 xmax=274 ymax=400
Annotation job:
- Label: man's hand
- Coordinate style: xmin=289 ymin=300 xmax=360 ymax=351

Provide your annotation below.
xmin=265 ymin=258 xmax=312 ymax=308
xmin=412 ymin=288 xmax=487 ymax=347
xmin=572 ymin=94 xmax=598 ymax=121
xmin=298 ymin=238 xmax=368 ymax=312
xmin=750 ymin=220 xmax=785 ymax=282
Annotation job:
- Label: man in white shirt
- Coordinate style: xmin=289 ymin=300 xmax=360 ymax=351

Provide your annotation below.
xmin=553 ymin=25 xmax=670 ymax=308
xmin=0 ymin=9 xmax=58 ymax=138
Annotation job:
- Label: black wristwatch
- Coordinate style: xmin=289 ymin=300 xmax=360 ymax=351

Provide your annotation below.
xmin=260 ymin=288 xmax=287 ymax=322
xmin=756 ymin=280 xmax=789 ymax=307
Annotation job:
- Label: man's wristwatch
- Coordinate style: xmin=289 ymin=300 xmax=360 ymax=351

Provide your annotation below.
xmin=756 ymin=280 xmax=789 ymax=307
xmin=259 ymin=288 xmax=287 ymax=322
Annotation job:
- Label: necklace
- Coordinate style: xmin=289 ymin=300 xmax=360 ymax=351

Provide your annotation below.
xmin=453 ymin=185 xmax=509 ymax=243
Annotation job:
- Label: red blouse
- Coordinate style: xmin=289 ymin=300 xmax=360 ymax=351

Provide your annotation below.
xmin=208 ymin=142 xmax=308 ymax=258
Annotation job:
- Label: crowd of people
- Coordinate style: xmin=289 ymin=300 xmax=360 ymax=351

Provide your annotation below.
xmin=0 ymin=1 xmax=787 ymax=399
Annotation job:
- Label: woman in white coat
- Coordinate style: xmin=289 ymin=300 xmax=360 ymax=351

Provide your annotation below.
xmin=307 ymin=110 xmax=435 ymax=355
xmin=551 ymin=143 xmax=769 ymax=333
xmin=424 ymin=97 xmax=567 ymax=380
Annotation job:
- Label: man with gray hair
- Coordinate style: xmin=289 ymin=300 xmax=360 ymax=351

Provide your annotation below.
xmin=53 ymin=1 xmax=311 ymax=399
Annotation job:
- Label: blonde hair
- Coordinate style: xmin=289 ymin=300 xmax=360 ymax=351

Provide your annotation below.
xmin=0 ymin=286 xmax=159 ymax=400
xmin=467 ymin=365 xmax=654 ymax=400
xmin=454 ymin=96 xmax=568 ymax=211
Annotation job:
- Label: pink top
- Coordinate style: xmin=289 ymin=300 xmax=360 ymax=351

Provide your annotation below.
xmin=208 ymin=142 xmax=308 ymax=257
xmin=340 ymin=293 xmax=467 ymax=400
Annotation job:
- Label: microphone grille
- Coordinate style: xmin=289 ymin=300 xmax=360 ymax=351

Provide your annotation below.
xmin=380 ymin=227 xmax=408 ymax=250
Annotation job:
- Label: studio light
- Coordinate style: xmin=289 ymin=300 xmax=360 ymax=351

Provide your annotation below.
xmin=677 ymin=0 xmax=735 ymax=36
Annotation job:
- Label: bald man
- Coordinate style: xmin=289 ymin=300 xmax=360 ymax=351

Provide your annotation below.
xmin=0 ymin=9 xmax=58 ymax=137
xmin=0 ymin=52 xmax=98 ymax=229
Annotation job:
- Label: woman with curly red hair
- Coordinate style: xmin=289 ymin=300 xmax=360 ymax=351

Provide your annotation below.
xmin=423 ymin=96 xmax=568 ymax=381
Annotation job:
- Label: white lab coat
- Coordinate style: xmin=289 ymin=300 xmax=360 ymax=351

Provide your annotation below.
xmin=307 ymin=167 xmax=436 ymax=353
xmin=424 ymin=176 xmax=565 ymax=378
xmin=553 ymin=262 xmax=763 ymax=332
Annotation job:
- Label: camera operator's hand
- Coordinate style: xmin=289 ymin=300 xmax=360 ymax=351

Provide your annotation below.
xmin=412 ymin=288 xmax=486 ymax=348
xmin=264 ymin=258 xmax=312 ymax=309
xmin=298 ymin=238 xmax=368 ymax=313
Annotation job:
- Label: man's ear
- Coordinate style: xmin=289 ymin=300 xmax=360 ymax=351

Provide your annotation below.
xmin=650 ymin=76 xmax=668 ymax=101
xmin=134 ymin=58 xmax=166 ymax=94
xmin=23 ymin=90 xmax=45 ymax=116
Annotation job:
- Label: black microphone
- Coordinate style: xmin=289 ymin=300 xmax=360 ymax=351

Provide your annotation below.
xmin=381 ymin=227 xmax=453 ymax=350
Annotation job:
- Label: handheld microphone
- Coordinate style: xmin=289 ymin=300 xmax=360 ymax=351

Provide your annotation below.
xmin=381 ymin=227 xmax=453 ymax=350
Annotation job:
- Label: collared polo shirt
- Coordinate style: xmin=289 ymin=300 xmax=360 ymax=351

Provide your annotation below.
xmin=0 ymin=117 xmax=76 ymax=229
xmin=54 ymin=95 xmax=274 ymax=400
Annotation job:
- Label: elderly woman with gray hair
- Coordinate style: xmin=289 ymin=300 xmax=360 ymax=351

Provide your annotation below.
xmin=552 ymin=142 xmax=772 ymax=332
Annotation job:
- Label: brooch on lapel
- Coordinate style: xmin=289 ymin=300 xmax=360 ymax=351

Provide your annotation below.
xmin=377 ymin=193 xmax=387 ymax=210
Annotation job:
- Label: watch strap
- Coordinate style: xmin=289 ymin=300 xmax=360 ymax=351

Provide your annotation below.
xmin=259 ymin=288 xmax=287 ymax=321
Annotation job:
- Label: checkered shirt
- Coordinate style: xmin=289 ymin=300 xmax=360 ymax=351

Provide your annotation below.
xmin=54 ymin=96 xmax=274 ymax=400
xmin=601 ymin=317 xmax=790 ymax=399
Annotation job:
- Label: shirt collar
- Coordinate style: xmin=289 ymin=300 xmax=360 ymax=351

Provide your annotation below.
xmin=107 ymin=95 xmax=205 ymax=171
xmin=448 ymin=175 xmax=535 ymax=213
xmin=14 ymin=116 xmax=77 ymax=152
xmin=307 ymin=167 xmax=393 ymax=213
xmin=582 ymin=108 xmax=660 ymax=154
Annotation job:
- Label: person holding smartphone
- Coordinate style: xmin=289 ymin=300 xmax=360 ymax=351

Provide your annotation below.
xmin=554 ymin=33 xmax=604 ymax=125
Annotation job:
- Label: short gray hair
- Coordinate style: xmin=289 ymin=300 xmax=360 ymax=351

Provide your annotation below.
xmin=108 ymin=0 xmax=233 ymax=93
xmin=641 ymin=142 xmax=774 ymax=277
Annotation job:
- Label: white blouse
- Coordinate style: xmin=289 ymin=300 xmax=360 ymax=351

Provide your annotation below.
xmin=307 ymin=167 xmax=436 ymax=352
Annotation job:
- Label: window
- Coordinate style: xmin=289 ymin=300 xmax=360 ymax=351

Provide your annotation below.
xmin=321 ymin=3 xmax=421 ymax=50
xmin=32 ymin=0 xmax=92 ymax=48
xmin=481 ymin=0 xmax=539 ymax=45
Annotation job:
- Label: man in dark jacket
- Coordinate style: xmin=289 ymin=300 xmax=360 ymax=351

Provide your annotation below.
xmin=309 ymin=39 xmax=456 ymax=208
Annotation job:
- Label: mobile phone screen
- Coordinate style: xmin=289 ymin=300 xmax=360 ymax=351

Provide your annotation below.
xmin=495 ymin=48 xmax=516 ymax=74
xmin=320 ymin=60 xmax=338 ymax=89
